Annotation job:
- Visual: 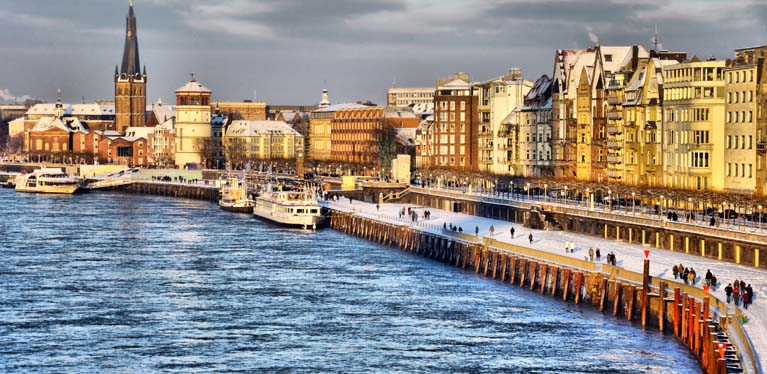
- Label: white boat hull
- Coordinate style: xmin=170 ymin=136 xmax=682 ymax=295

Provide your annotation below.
xmin=16 ymin=184 xmax=80 ymax=194
xmin=252 ymin=207 xmax=326 ymax=229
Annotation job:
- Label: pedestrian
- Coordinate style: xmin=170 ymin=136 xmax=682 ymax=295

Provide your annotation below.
xmin=349 ymin=196 xmax=353 ymax=204
xmin=733 ymin=284 xmax=741 ymax=306
xmin=687 ymin=271 xmax=695 ymax=285
xmin=725 ymin=283 xmax=733 ymax=303
xmin=489 ymin=225 xmax=495 ymax=236
xmin=611 ymin=252 xmax=617 ymax=266
xmin=564 ymin=241 xmax=569 ymax=253
xmin=710 ymin=275 xmax=717 ymax=289
xmin=528 ymin=233 xmax=533 ymax=244
xmin=710 ymin=216 xmax=716 ymax=226
xmin=510 ymin=227 xmax=515 ymax=239
xmin=743 ymin=289 xmax=752 ymax=309
xmin=746 ymin=284 xmax=754 ymax=307
xmin=689 ymin=268 xmax=697 ymax=285
xmin=458 ymin=226 xmax=463 ymax=233
xmin=443 ymin=222 xmax=447 ymax=230
xmin=475 ymin=226 xmax=479 ymax=237
xmin=682 ymin=268 xmax=690 ymax=285
xmin=376 ymin=203 xmax=380 ymax=212
xmin=588 ymin=247 xmax=594 ymax=262
xmin=595 ymin=248 xmax=601 ymax=262
xmin=672 ymin=264 xmax=679 ymax=279
xmin=570 ymin=242 xmax=576 ymax=253
xmin=705 ymin=269 xmax=713 ymax=286
xmin=740 ymin=280 xmax=746 ymax=292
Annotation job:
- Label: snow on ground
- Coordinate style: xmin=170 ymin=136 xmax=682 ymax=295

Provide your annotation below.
xmin=327 ymin=198 xmax=767 ymax=372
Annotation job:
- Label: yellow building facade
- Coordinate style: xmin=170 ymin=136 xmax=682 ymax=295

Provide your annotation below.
xmin=662 ymin=60 xmax=726 ymax=192
xmin=174 ymin=79 xmax=212 ymax=168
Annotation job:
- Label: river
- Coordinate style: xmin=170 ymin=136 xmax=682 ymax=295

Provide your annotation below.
xmin=0 ymin=189 xmax=700 ymax=373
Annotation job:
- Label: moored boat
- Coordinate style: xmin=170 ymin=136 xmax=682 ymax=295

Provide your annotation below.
xmin=15 ymin=168 xmax=80 ymax=194
xmin=218 ymin=176 xmax=255 ymax=213
xmin=252 ymin=187 xmax=325 ymax=229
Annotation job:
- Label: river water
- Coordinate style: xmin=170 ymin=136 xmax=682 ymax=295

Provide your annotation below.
xmin=0 ymin=189 xmax=700 ymax=373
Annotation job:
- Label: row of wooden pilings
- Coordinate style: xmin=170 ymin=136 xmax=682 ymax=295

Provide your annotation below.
xmin=105 ymin=182 xmax=219 ymax=202
xmin=329 ymin=210 xmax=744 ymax=374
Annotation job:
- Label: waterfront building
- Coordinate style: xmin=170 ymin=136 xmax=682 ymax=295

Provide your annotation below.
xmin=723 ymin=46 xmax=767 ymax=195
xmin=153 ymin=116 xmax=176 ymax=168
xmin=217 ymin=101 xmax=267 ymax=121
xmin=513 ymin=74 xmax=553 ymax=177
xmin=477 ymin=68 xmax=533 ymax=174
xmin=662 ymin=58 xmax=726 ymax=192
xmin=414 ymin=115 xmax=434 ymax=169
xmin=431 ymin=73 xmax=479 ymax=170
xmin=96 ymin=133 xmax=150 ymax=166
xmin=222 ymin=120 xmax=303 ymax=165
xmin=330 ymin=106 xmax=418 ymax=171
xmin=174 ymin=77 xmax=212 ymax=168
xmin=309 ymin=103 xmax=367 ymax=162
xmin=387 ymin=87 xmax=435 ymax=107
xmin=26 ymin=93 xmax=88 ymax=156
xmin=114 ymin=1 xmax=147 ymax=133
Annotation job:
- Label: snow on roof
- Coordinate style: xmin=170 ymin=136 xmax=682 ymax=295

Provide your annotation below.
xmin=225 ymin=120 xmax=302 ymax=137
xmin=601 ymin=45 xmax=648 ymax=73
xmin=312 ymin=102 xmax=369 ymax=113
xmin=176 ymin=80 xmax=211 ymax=93
xmin=384 ymin=107 xmax=416 ymax=119
xmin=30 ymin=116 xmax=87 ymax=133
xmin=410 ymin=103 xmax=434 ymax=115
xmin=27 ymin=103 xmax=115 ymax=116
xmin=148 ymin=104 xmax=176 ymax=122
xmin=124 ymin=127 xmax=155 ymax=139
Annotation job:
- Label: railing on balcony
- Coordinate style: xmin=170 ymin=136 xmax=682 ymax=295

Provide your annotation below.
xmin=607 ymin=96 xmax=621 ymax=105
xmin=607 ymin=111 xmax=622 ymax=120
xmin=607 ymin=155 xmax=622 ymax=164
xmin=607 ymin=169 xmax=623 ymax=179
xmin=624 ymin=121 xmax=636 ymax=128
xmin=607 ymin=141 xmax=622 ymax=150
xmin=607 ymin=125 xmax=621 ymax=135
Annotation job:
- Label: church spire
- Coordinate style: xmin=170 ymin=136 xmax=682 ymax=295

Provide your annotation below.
xmin=120 ymin=0 xmax=141 ymax=78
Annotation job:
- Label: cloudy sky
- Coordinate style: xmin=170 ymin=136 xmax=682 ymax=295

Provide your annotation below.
xmin=0 ymin=0 xmax=764 ymax=106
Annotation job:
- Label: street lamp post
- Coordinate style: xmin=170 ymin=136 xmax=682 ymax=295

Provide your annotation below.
xmin=564 ymin=186 xmax=568 ymax=205
xmin=586 ymin=188 xmax=591 ymax=210
xmin=607 ymin=189 xmax=612 ymax=211
xmin=759 ymin=205 xmax=763 ymax=232
xmin=687 ymin=197 xmax=692 ymax=223
xmin=723 ymin=201 xmax=728 ymax=228
xmin=544 ymin=183 xmax=548 ymax=202
xmin=659 ymin=195 xmax=664 ymax=218
xmin=526 ymin=183 xmax=530 ymax=201
xmin=632 ymin=192 xmax=636 ymax=215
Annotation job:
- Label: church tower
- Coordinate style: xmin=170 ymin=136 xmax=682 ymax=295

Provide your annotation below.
xmin=115 ymin=0 xmax=147 ymax=133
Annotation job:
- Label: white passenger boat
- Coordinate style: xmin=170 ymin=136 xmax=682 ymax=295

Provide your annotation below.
xmin=218 ymin=176 xmax=255 ymax=213
xmin=15 ymin=168 xmax=80 ymax=194
xmin=252 ymin=187 xmax=326 ymax=229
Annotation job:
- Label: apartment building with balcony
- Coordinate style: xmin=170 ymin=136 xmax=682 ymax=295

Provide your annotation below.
xmin=662 ymin=58 xmax=726 ymax=192
xmin=431 ymin=73 xmax=479 ymax=171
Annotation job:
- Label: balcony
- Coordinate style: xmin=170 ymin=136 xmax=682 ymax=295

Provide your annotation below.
xmin=607 ymin=125 xmax=621 ymax=135
xmin=607 ymin=96 xmax=621 ymax=105
xmin=607 ymin=111 xmax=622 ymax=120
xmin=624 ymin=121 xmax=636 ymax=128
xmin=607 ymin=155 xmax=622 ymax=164
xmin=607 ymin=169 xmax=623 ymax=179
xmin=758 ymin=142 xmax=766 ymax=153
xmin=607 ymin=140 xmax=622 ymax=150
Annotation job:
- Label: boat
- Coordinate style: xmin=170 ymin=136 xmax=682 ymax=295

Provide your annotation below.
xmin=15 ymin=168 xmax=80 ymax=194
xmin=218 ymin=176 xmax=256 ymax=213
xmin=252 ymin=186 xmax=326 ymax=229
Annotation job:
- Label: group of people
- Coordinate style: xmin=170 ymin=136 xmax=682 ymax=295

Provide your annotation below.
xmin=672 ymin=264 xmax=699 ymax=285
xmin=444 ymin=222 xmax=464 ymax=233
xmin=587 ymin=247 xmax=602 ymax=262
xmin=725 ymin=280 xmax=755 ymax=308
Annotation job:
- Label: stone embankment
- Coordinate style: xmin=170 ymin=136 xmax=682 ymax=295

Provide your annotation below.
xmin=329 ymin=209 xmax=753 ymax=374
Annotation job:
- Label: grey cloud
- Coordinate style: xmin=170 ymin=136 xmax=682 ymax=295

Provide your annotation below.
xmin=484 ymin=0 xmax=660 ymax=23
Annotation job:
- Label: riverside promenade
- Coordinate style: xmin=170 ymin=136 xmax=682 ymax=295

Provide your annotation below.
xmin=326 ymin=197 xmax=766 ymax=373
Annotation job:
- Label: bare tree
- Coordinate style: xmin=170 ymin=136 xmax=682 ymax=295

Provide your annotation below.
xmin=6 ymin=134 xmax=24 ymax=154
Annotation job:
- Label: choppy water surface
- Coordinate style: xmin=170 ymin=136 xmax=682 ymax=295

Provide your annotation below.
xmin=0 ymin=189 xmax=699 ymax=373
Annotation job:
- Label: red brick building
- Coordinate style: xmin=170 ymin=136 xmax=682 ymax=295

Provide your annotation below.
xmin=431 ymin=73 xmax=480 ymax=170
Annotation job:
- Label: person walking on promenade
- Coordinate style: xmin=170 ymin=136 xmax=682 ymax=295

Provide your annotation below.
xmin=689 ymin=268 xmax=697 ymax=285
xmin=528 ymin=233 xmax=534 ymax=244
xmin=588 ymin=247 xmax=594 ymax=262
xmin=725 ymin=283 xmax=734 ymax=303
xmin=564 ymin=241 xmax=569 ymax=253
xmin=687 ymin=271 xmax=695 ymax=285
xmin=489 ymin=225 xmax=495 ymax=236
xmin=510 ymin=227 xmax=515 ymax=239
xmin=743 ymin=288 xmax=752 ymax=309
xmin=683 ymin=268 xmax=690 ymax=285
xmin=443 ymin=222 xmax=447 ymax=230
xmin=475 ymin=226 xmax=479 ymax=237
xmin=733 ymin=283 xmax=741 ymax=306
xmin=705 ymin=269 xmax=713 ymax=286
xmin=376 ymin=203 xmax=380 ymax=212
xmin=677 ymin=263 xmax=684 ymax=279
xmin=746 ymin=284 xmax=754 ymax=307
xmin=672 ymin=264 xmax=679 ymax=279
xmin=595 ymin=248 xmax=601 ymax=262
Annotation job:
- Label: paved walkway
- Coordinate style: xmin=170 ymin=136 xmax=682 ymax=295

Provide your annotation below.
xmin=327 ymin=198 xmax=767 ymax=372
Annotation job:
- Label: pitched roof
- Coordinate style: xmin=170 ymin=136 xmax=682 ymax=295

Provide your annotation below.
xmin=225 ymin=120 xmax=302 ymax=137
xmin=312 ymin=102 xmax=369 ymax=113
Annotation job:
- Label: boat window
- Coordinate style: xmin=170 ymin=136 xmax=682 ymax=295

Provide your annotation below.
xmin=310 ymin=209 xmax=318 ymax=214
xmin=297 ymin=209 xmax=304 ymax=214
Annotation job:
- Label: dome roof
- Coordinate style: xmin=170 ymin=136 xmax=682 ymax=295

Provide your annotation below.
xmin=176 ymin=80 xmax=211 ymax=93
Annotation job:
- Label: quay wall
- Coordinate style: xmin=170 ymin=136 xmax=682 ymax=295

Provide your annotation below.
xmin=400 ymin=189 xmax=766 ymax=270
xmin=97 ymin=181 xmax=219 ymax=202
xmin=328 ymin=209 xmax=754 ymax=374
